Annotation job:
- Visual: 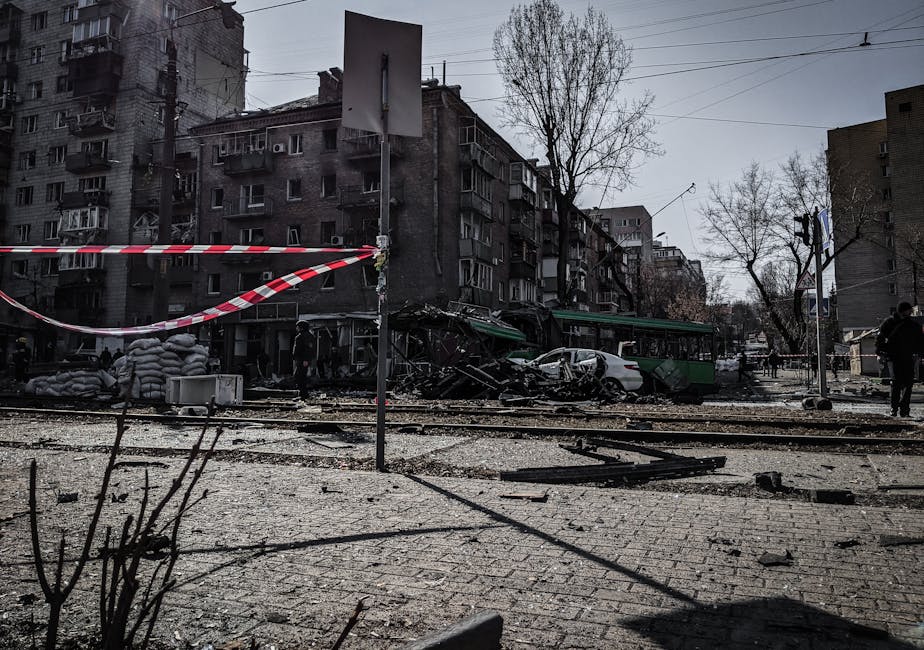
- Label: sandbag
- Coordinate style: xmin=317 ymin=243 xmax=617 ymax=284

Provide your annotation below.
xmin=128 ymin=338 xmax=162 ymax=352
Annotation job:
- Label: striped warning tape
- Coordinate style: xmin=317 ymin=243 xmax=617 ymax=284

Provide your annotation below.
xmin=0 ymin=251 xmax=375 ymax=337
xmin=0 ymin=244 xmax=378 ymax=255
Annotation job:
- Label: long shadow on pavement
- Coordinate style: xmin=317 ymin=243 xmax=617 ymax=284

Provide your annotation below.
xmin=622 ymin=596 xmax=918 ymax=649
xmin=405 ymin=474 xmax=697 ymax=606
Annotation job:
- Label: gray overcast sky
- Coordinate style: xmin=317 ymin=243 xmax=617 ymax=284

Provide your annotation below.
xmin=238 ymin=0 xmax=923 ymax=300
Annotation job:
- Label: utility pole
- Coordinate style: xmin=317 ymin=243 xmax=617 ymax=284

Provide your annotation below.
xmin=375 ymin=54 xmax=391 ymax=472
xmin=811 ymin=207 xmax=827 ymax=398
xmin=153 ymin=39 xmax=178 ymax=324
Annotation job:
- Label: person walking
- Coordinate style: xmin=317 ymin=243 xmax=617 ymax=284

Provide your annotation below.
xmin=12 ymin=338 xmax=30 ymax=383
xmin=876 ymin=301 xmax=924 ymax=417
xmin=737 ymin=350 xmax=748 ymax=383
xmin=292 ymin=320 xmax=314 ymax=399
xmin=768 ymin=349 xmax=780 ymax=378
xmin=99 ymin=346 xmax=113 ymax=370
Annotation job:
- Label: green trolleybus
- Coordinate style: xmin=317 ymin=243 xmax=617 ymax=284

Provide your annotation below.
xmin=551 ymin=310 xmax=717 ymax=393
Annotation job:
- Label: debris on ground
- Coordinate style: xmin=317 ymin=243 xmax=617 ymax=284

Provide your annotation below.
xmin=755 ymin=471 xmax=792 ymax=493
xmin=758 ymin=550 xmax=794 ymax=566
xmin=499 ymin=438 xmax=725 ymax=486
xmin=809 ymin=489 xmax=856 ymax=505
xmin=499 ymin=491 xmax=548 ymax=502
xmin=879 ymin=535 xmax=924 ymax=547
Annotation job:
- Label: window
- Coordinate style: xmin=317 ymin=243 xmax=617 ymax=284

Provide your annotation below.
xmin=30 ymin=46 xmax=45 ymax=64
xmin=881 ymin=165 xmax=891 ymax=177
xmin=320 ymin=221 xmax=336 ymax=244
xmin=498 ymin=241 xmax=505 ymax=262
xmin=78 ymin=176 xmax=106 ymax=191
xmin=16 ymin=224 xmax=31 ymax=242
xmin=163 ymin=2 xmax=178 ymax=21
xmin=879 ymin=141 xmax=889 ymax=155
xmin=287 ymin=178 xmax=302 ymax=200
xmin=887 ymin=235 xmax=895 ymax=249
xmin=44 ymin=219 xmax=59 ymax=239
xmin=321 ymin=272 xmax=335 ymax=290
xmin=898 ymin=102 xmax=911 ymax=113
xmin=239 ymin=227 xmax=264 ymax=244
xmin=15 ymin=187 xmax=34 ymax=206
xmin=28 ymin=81 xmax=42 ymax=99
xmin=887 ymin=259 xmax=896 ymax=272
xmin=362 ymin=170 xmax=380 ymax=193
xmin=884 ymin=210 xmax=893 ymax=224
xmin=321 ymin=174 xmax=336 ymax=198
xmin=72 ymin=16 xmax=120 ymax=44
xmin=62 ymin=4 xmax=77 ymax=23
xmin=60 ymin=206 xmax=107 ymax=231
xmin=59 ymin=252 xmax=103 ymax=270
xmin=498 ymin=281 xmax=506 ymax=302
xmin=362 ymin=265 xmax=377 ymax=288
xmin=53 ymin=110 xmax=69 ymax=129
xmin=48 ymin=145 xmax=68 ymax=164
xmin=12 ymin=260 xmax=28 ymax=277
xmin=83 ymin=139 xmax=108 ymax=157
xmin=59 ymin=40 xmax=71 ymax=63
xmin=209 ymin=231 xmax=222 ymax=244
xmin=212 ymin=144 xmax=224 ymax=164
xmin=237 ymin=272 xmax=261 ymax=292
xmin=23 ymin=115 xmax=38 ymax=133
xmin=45 ymin=182 xmax=65 ymax=203
xmin=322 ymin=128 xmax=337 ymax=151
xmin=207 ymin=273 xmax=221 ymax=294
xmin=31 ymin=11 xmax=48 ymax=30
xmin=56 ymin=75 xmax=73 ymax=93
xmin=18 ymin=150 xmax=36 ymax=170
xmin=882 ymin=187 xmax=892 ymax=200
xmin=41 ymin=257 xmax=59 ymax=276
xmin=242 ymin=184 xmax=264 ymax=207
xmin=289 ymin=133 xmax=303 ymax=154
xmin=286 ymin=225 xmax=301 ymax=246
xmin=459 ymin=259 xmax=493 ymax=291
xmin=211 ymin=187 xmax=224 ymax=209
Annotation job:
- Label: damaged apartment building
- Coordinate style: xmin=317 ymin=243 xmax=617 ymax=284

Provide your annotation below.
xmin=0 ymin=0 xmax=247 ymax=360
xmin=187 ymin=69 xmax=631 ymax=377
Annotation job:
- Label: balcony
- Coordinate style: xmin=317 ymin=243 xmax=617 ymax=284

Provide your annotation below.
xmin=510 ymin=256 xmax=537 ymax=280
xmin=68 ymin=46 xmax=122 ymax=98
xmin=0 ymin=21 xmax=20 ymax=45
xmin=222 ymin=197 xmax=274 ymax=219
xmin=509 ymin=216 xmax=538 ymax=246
xmin=458 ymin=238 xmax=493 ymax=264
xmin=0 ymin=60 xmax=17 ymax=80
xmin=459 ymin=142 xmax=497 ymax=177
xmin=597 ymin=291 xmax=621 ymax=306
xmin=459 ymin=286 xmax=493 ymax=308
xmin=222 ymin=149 xmax=274 ymax=176
xmin=509 ymin=184 xmax=537 ymax=207
xmin=60 ymin=190 xmax=110 ymax=208
xmin=68 ymin=110 xmax=115 ymax=136
xmin=65 ymin=151 xmax=112 ymax=173
xmin=569 ymin=224 xmax=587 ymax=244
xmin=0 ymin=91 xmax=19 ymax=112
xmin=339 ymin=184 xmax=404 ymax=209
xmin=460 ymin=191 xmax=493 ymax=221
xmin=128 ymin=260 xmax=154 ymax=287
xmin=342 ymin=130 xmax=403 ymax=160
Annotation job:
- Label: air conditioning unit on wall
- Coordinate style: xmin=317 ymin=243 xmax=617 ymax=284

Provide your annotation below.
xmin=329 ymin=235 xmax=345 ymax=246
xmin=271 ymin=143 xmax=286 ymax=154
xmin=260 ymin=271 xmax=273 ymax=281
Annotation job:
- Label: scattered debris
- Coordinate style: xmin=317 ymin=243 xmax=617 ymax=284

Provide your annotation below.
xmin=758 ymin=550 xmax=793 ymax=566
xmin=265 ymin=612 xmax=289 ymax=624
xmin=802 ymin=396 xmax=833 ymax=411
xmin=877 ymin=484 xmax=924 ymax=491
xmin=499 ymin=491 xmax=548 ymax=502
xmin=834 ymin=539 xmax=861 ymax=549
xmin=626 ymin=421 xmax=654 ymax=430
xmin=297 ymin=422 xmax=344 ymax=434
xmin=113 ymin=460 xmax=170 ymax=470
xmin=306 ymin=436 xmax=354 ymax=449
xmin=809 ymin=489 xmax=855 ymax=505
xmin=879 ymin=535 xmax=924 ymax=547
xmin=56 ymin=492 xmax=78 ymax=504
xmin=500 ymin=439 xmax=725 ymax=485
xmin=755 ymin=472 xmax=792 ymax=493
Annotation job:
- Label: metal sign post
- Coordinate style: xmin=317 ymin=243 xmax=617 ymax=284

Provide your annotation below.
xmin=812 ymin=207 xmax=827 ymax=398
xmin=375 ymin=56 xmax=390 ymax=472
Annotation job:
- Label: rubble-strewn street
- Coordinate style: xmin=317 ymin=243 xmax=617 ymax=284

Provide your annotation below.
xmin=1 ymin=394 xmax=923 ymax=649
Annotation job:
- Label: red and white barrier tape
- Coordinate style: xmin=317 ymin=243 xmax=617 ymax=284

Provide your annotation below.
xmin=0 ymin=244 xmax=378 ymax=255
xmin=0 ymin=251 xmax=375 ymax=337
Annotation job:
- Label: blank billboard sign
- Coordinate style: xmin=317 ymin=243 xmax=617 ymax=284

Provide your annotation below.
xmin=342 ymin=11 xmax=422 ymax=138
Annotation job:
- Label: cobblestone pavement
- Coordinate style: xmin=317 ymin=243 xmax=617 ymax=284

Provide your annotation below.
xmin=1 ymin=415 xmax=923 ymax=649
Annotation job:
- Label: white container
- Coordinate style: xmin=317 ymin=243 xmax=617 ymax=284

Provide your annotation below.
xmin=165 ymin=374 xmax=243 ymax=406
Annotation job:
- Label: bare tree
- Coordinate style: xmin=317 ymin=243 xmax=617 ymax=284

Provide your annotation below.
xmin=701 ymin=152 xmax=876 ymax=353
xmin=493 ymin=0 xmax=660 ymax=305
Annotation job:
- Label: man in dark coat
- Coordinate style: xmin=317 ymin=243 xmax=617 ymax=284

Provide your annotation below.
xmin=876 ymin=301 xmax=924 ymax=417
xmin=768 ymin=349 xmax=780 ymax=378
xmin=292 ymin=320 xmax=313 ymax=399
xmin=12 ymin=338 xmax=30 ymax=383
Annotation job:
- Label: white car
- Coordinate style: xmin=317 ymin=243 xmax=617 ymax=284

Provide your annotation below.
xmin=516 ymin=347 xmax=644 ymax=392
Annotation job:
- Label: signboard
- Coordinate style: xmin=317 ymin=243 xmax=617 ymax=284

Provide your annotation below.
xmin=807 ymin=296 xmax=830 ymax=318
xmin=796 ymin=271 xmax=815 ymax=290
xmin=342 ymin=11 xmax=422 ymax=138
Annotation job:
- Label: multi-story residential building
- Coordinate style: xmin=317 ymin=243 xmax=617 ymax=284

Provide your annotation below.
xmin=651 ymin=240 xmax=705 ymax=285
xmin=189 ymin=71 xmax=545 ymax=373
xmin=829 ymin=84 xmax=924 ymax=337
xmin=0 ymin=0 xmax=246 ymax=358
xmin=585 ymin=205 xmax=655 ymax=313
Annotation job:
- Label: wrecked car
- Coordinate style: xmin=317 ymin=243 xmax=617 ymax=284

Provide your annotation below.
xmin=511 ymin=347 xmax=643 ymax=392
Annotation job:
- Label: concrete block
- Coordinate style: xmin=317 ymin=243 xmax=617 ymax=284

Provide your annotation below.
xmin=401 ymin=610 xmax=503 ymax=650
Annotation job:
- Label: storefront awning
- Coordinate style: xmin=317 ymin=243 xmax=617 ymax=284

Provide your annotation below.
xmin=466 ymin=318 xmax=527 ymax=342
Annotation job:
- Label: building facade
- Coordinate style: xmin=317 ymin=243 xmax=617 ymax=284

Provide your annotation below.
xmin=189 ymin=74 xmax=547 ymax=374
xmin=829 ymin=84 xmax=924 ymax=333
xmin=0 ymin=0 xmax=246 ymax=358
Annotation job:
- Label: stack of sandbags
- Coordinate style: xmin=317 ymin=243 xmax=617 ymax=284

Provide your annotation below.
xmin=25 ymin=369 xmax=115 ymax=397
xmin=114 ymin=334 xmax=211 ymax=400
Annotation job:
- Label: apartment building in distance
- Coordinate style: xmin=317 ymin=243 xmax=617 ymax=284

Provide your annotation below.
xmin=0 ymin=0 xmax=246 ymax=358
xmin=586 ymin=205 xmax=655 ymax=314
xmin=189 ymin=71 xmax=546 ymax=373
xmin=828 ymin=83 xmax=924 ymax=337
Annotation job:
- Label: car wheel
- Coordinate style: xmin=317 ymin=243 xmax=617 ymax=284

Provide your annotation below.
xmin=602 ymin=377 xmax=624 ymax=392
